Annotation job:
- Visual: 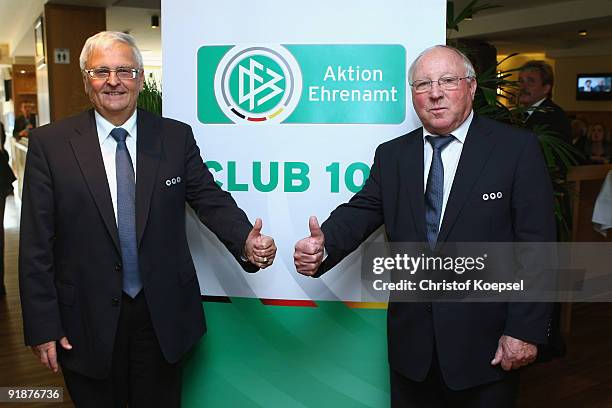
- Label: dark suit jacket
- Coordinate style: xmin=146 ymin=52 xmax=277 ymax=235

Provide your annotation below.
xmin=525 ymin=98 xmax=571 ymax=143
xmin=19 ymin=109 xmax=257 ymax=378
xmin=1 ymin=121 xmax=6 ymax=146
xmin=318 ymin=115 xmax=555 ymax=390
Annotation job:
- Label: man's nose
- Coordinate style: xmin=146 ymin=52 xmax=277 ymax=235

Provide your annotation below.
xmin=106 ymin=71 xmax=121 ymax=85
xmin=429 ymin=82 xmax=444 ymax=98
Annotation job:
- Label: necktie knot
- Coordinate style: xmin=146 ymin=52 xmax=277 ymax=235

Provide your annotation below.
xmin=426 ymin=134 xmax=454 ymax=151
xmin=110 ymin=127 xmax=129 ymax=143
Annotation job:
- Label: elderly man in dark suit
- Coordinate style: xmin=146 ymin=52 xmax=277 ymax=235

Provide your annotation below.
xmin=294 ymin=45 xmax=555 ymax=407
xmin=19 ymin=31 xmax=276 ymax=407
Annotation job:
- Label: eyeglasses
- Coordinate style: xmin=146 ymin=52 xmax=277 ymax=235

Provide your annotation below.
xmin=83 ymin=67 xmax=141 ymax=80
xmin=410 ymin=76 xmax=473 ymax=93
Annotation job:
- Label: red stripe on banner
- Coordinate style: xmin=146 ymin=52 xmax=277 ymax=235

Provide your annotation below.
xmin=260 ymin=299 xmax=317 ymax=307
xmin=247 ymin=116 xmax=267 ymax=122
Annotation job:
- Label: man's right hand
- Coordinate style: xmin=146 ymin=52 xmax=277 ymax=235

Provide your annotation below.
xmin=32 ymin=337 xmax=72 ymax=373
xmin=294 ymin=216 xmax=325 ymax=277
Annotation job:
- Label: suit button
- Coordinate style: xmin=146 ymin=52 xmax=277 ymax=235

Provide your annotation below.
xmin=115 ymin=263 xmax=122 ymax=272
xmin=111 ymin=298 xmax=119 ymax=306
xmin=426 ymin=303 xmax=432 ymax=313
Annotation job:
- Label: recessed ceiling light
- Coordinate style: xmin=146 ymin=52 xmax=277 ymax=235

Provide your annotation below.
xmin=578 ymin=30 xmax=588 ymax=37
xmin=19 ymin=70 xmax=26 ymax=74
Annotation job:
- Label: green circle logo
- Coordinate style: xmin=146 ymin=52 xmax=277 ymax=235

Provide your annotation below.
xmin=229 ymin=55 xmax=286 ymax=114
xmin=217 ymin=46 xmax=301 ymax=123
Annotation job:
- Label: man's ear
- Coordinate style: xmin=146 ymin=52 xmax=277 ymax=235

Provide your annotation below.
xmin=470 ymin=78 xmax=478 ymax=99
xmin=82 ymin=73 xmax=89 ymax=94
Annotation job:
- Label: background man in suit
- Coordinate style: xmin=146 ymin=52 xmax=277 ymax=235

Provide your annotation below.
xmin=19 ymin=31 xmax=276 ymax=407
xmin=294 ymin=46 xmax=555 ymax=407
xmin=518 ymin=60 xmax=571 ymax=143
xmin=13 ymin=101 xmax=36 ymax=140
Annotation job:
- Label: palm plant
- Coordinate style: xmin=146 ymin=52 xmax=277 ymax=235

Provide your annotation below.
xmin=138 ymin=75 xmax=162 ymax=115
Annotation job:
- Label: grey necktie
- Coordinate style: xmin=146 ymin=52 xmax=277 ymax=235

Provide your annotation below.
xmin=110 ymin=127 xmax=142 ymax=298
xmin=425 ymin=134 xmax=455 ymax=250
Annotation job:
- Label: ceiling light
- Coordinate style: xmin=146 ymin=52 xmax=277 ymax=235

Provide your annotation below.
xmin=578 ymin=30 xmax=588 ymax=37
xmin=151 ymin=15 xmax=160 ymax=29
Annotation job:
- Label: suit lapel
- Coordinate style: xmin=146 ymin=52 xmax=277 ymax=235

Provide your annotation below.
xmin=437 ymin=115 xmax=497 ymax=243
xmin=69 ymin=110 xmax=120 ymax=252
xmin=135 ymin=109 xmax=162 ymax=247
xmin=400 ymin=130 xmax=427 ymax=241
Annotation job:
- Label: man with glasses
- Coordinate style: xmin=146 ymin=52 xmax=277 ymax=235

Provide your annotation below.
xmin=19 ymin=31 xmax=277 ymax=407
xmin=294 ymin=45 xmax=555 ymax=407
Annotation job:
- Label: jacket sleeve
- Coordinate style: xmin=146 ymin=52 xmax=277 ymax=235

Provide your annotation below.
xmin=504 ymin=133 xmax=556 ymax=344
xmin=317 ymin=145 xmax=385 ymax=276
xmin=19 ymin=132 xmax=65 ymax=346
xmin=182 ymin=126 xmax=258 ymax=273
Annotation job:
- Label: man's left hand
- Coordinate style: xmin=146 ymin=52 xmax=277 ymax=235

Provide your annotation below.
xmin=491 ymin=335 xmax=538 ymax=371
xmin=244 ymin=218 xmax=276 ymax=269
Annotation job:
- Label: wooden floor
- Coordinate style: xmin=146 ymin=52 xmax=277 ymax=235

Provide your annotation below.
xmin=518 ymin=302 xmax=612 ymax=407
xmin=1 ymin=196 xmax=610 ymax=407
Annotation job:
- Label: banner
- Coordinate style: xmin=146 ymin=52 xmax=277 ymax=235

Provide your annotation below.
xmin=198 ymin=44 xmax=406 ymax=124
xmin=163 ymin=1 xmax=445 ymax=405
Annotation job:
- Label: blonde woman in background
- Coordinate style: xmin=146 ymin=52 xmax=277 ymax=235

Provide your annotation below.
xmin=585 ymin=123 xmax=611 ymax=164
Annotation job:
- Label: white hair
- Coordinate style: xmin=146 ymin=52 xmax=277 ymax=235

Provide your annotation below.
xmin=408 ymin=45 xmax=476 ymax=83
xmin=79 ymin=31 xmax=143 ymax=70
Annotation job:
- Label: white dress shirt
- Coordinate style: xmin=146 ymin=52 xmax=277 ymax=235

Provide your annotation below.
xmin=422 ymin=111 xmax=473 ymax=229
xmin=592 ymin=170 xmax=612 ymax=237
xmin=526 ymin=97 xmax=546 ymax=119
xmin=95 ymin=110 xmax=138 ymax=224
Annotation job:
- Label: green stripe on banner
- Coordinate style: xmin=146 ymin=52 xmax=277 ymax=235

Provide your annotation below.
xmin=197 ymin=45 xmax=234 ymax=124
xmin=182 ymin=298 xmax=389 ymax=407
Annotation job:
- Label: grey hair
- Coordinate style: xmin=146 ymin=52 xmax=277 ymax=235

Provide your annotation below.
xmin=79 ymin=31 xmax=143 ymax=70
xmin=408 ymin=45 xmax=476 ymax=83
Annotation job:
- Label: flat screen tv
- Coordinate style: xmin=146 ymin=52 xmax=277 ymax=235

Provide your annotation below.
xmin=576 ymin=73 xmax=612 ymax=100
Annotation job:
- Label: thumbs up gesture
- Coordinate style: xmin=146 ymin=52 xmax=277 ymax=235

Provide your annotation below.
xmin=294 ymin=216 xmax=325 ymax=276
xmin=244 ymin=218 xmax=277 ymax=269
